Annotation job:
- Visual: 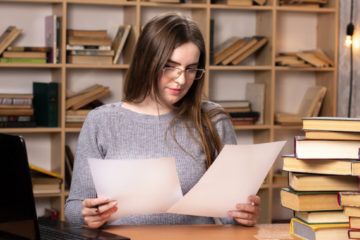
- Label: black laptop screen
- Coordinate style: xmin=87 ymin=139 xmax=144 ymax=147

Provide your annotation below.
xmin=0 ymin=134 xmax=39 ymax=240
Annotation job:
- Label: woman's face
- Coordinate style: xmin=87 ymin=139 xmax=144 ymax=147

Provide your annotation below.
xmin=157 ymin=41 xmax=201 ymax=107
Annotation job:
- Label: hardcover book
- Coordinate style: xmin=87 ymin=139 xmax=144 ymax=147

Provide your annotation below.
xmin=280 ymin=187 xmax=342 ymax=212
xmin=112 ymin=24 xmax=131 ymax=64
xmin=290 ymin=217 xmax=349 ymax=240
xmin=33 ymin=82 xmax=58 ymax=127
xmin=295 ymin=135 xmax=360 ymax=159
xmin=282 ymin=155 xmax=360 ymax=176
xmin=302 ymin=117 xmax=360 ymax=132
xmin=294 ymin=210 xmax=348 ymax=224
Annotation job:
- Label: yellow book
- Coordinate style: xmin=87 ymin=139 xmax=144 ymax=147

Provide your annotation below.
xmin=290 ymin=217 xmax=349 ymax=240
xmin=29 ymin=164 xmax=61 ymax=179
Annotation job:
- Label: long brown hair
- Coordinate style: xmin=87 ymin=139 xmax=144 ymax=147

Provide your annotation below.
xmin=123 ymin=13 xmax=226 ymax=167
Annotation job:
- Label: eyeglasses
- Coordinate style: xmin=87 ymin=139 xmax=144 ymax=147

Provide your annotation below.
xmin=162 ymin=66 xmax=205 ymax=80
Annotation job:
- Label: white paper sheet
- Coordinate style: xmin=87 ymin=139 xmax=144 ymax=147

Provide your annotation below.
xmin=88 ymin=157 xmax=183 ymax=222
xmin=167 ymin=141 xmax=286 ymax=218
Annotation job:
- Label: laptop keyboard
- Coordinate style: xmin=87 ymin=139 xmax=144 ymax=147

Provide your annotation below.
xmin=39 ymin=224 xmax=90 ymax=240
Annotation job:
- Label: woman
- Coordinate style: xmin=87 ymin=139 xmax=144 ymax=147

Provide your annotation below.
xmin=65 ymin=12 xmax=260 ymax=229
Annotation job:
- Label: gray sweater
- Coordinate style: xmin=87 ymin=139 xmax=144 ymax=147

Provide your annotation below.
xmin=64 ymin=101 xmax=237 ymax=225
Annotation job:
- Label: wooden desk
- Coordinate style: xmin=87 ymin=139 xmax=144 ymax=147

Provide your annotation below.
xmin=103 ymin=224 xmax=292 ymax=240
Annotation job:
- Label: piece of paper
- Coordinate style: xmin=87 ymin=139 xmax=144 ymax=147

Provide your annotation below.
xmin=167 ymin=141 xmax=286 ymax=218
xmin=88 ymin=157 xmax=183 ymax=222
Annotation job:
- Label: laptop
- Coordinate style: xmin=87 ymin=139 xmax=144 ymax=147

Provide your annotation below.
xmin=0 ymin=133 xmax=130 ymax=240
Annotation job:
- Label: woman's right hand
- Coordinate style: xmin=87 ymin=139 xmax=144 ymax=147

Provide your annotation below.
xmin=81 ymin=197 xmax=118 ymax=228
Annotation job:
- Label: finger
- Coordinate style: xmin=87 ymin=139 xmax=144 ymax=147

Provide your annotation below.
xmin=82 ymin=197 xmax=110 ymax=209
xmin=235 ymin=203 xmax=259 ymax=214
xmin=97 ymin=200 xmax=118 ymax=213
xmin=228 ymin=210 xmax=255 ymax=220
xmin=84 ymin=206 xmax=117 ymax=228
xmin=234 ymin=218 xmax=256 ymax=227
xmin=248 ymin=195 xmax=261 ymax=206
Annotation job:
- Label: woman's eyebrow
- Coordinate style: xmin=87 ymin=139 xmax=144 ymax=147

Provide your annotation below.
xmin=167 ymin=59 xmax=198 ymax=67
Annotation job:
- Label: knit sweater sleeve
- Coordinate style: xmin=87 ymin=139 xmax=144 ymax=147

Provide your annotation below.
xmin=64 ymin=109 xmax=103 ymax=225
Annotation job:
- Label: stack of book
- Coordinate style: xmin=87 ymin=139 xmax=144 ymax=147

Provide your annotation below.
xmin=275 ymin=86 xmax=327 ymax=125
xmin=213 ymin=0 xmax=266 ymax=6
xmin=66 ymin=29 xmax=113 ymax=65
xmin=30 ymin=165 xmax=62 ymax=194
xmin=1 ymin=46 xmax=49 ymax=64
xmin=216 ymin=100 xmax=259 ymax=125
xmin=213 ymin=36 xmax=268 ymax=66
xmin=65 ymin=84 xmax=109 ymax=127
xmin=280 ymin=117 xmax=360 ymax=240
xmin=279 ymin=0 xmax=327 ymax=8
xmin=0 ymin=93 xmax=35 ymax=128
xmin=338 ymin=192 xmax=360 ymax=239
xmin=275 ymin=50 xmax=334 ymax=68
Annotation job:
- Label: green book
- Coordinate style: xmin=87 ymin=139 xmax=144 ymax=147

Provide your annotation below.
xmin=0 ymin=58 xmax=47 ymax=63
xmin=33 ymin=82 xmax=58 ymax=127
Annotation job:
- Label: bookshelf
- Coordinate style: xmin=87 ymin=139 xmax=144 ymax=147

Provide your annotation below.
xmin=0 ymin=0 xmax=338 ymax=223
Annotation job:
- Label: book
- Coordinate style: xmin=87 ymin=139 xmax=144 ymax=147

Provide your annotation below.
xmin=349 ymin=229 xmax=360 ymax=239
xmin=66 ymin=84 xmax=105 ymax=109
xmin=304 ymin=130 xmax=360 ymax=141
xmin=338 ymin=192 xmax=360 ymax=207
xmin=67 ymin=29 xmax=108 ymax=38
xmin=0 ymin=58 xmax=47 ymax=64
xmin=224 ymin=0 xmax=252 ymax=5
xmin=228 ymin=111 xmax=259 ymax=118
xmin=66 ymin=44 xmax=111 ymax=51
xmin=289 ymin=172 xmax=359 ymax=191
xmin=295 ymin=135 xmax=360 ymax=159
xmin=295 ymin=211 xmax=349 ymax=224
xmin=224 ymin=107 xmax=251 ymax=113
xmin=31 ymin=177 xmax=62 ymax=194
xmin=245 ymin=83 xmax=265 ymax=124
xmin=282 ymin=155 xmax=360 ymax=176
xmin=71 ymin=87 xmax=110 ymax=110
xmin=213 ymin=37 xmax=243 ymax=65
xmin=221 ymin=37 xmax=257 ymax=65
xmin=68 ymin=49 xmax=114 ymax=56
xmin=290 ymin=217 xmax=349 ymax=240
xmin=296 ymin=52 xmax=329 ymax=67
xmin=33 ymin=82 xmax=58 ymax=127
xmin=275 ymin=86 xmax=327 ymax=125
xmin=65 ymin=145 xmax=75 ymax=168
xmin=0 ymin=108 xmax=34 ymax=116
xmin=67 ymin=55 xmax=113 ymax=65
xmin=112 ymin=24 xmax=131 ymax=64
xmin=302 ymin=117 xmax=360 ymax=132
xmin=68 ymin=36 xmax=112 ymax=46
xmin=215 ymin=100 xmax=250 ymax=108
xmin=253 ymin=0 xmax=267 ymax=5
xmin=3 ymin=51 xmax=47 ymax=59
xmin=29 ymin=164 xmax=61 ymax=179
xmin=0 ymin=115 xmax=33 ymax=122
xmin=275 ymin=54 xmax=312 ymax=67
xmin=344 ymin=206 xmax=360 ymax=217
xmin=0 ymin=120 xmax=36 ymax=128
xmin=6 ymin=46 xmax=50 ymax=52
xmin=45 ymin=15 xmax=61 ymax=63
xmin=280 ymin=187 xmax=342 ymax=212
xmin=0 ymin=26 xmax=21 ymax=55
xmin=0 ymin=104 xmax=32 ymax=109
xmin=350 ymin=216 xmax=360 ymax=229
xmin=231 ymin=37 xmax=268 ymax=65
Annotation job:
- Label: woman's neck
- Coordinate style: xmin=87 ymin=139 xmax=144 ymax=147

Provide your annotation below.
xmin=122 ymin=96 xmax=172 ymax=115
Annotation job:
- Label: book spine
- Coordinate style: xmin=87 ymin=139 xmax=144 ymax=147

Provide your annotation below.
xmin=33 ymin=82 xmax=58 ymax=127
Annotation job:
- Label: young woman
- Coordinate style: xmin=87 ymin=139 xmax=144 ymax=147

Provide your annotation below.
xmin=65 ymin=12 xmax=260 ymax=229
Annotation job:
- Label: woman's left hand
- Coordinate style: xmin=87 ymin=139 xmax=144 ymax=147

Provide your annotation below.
xmin=228 ymin=195 xmax=261 ymax=226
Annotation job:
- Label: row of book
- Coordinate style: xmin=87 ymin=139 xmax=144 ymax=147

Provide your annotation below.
xmin=213 ymin=36 xmax=268 ymax=66
xmin=0 ymin=16 xmax=131 ymax=65
xmin=275 ymin=86 xmax=327 ymax=125
xmin=30 ymin=144 xmax=75 ymax=194
xmin=66 ymin=26 xmax=131 ymax=65
xmin=275 ymin=50 xmax=334 ymax=68
xmin=0 ymin=82 xmax=110 ymax=128
xmin=215 ymin=82 xmax=265 ymax=126
xmin=280 ymin=117 xmax=360 ymax=239
xmin=279 ymin=0 xmax=328 ymax=8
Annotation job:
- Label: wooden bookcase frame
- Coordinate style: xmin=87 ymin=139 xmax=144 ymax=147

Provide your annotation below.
xmin=0 ymin=0 xmax=339 ymax=223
